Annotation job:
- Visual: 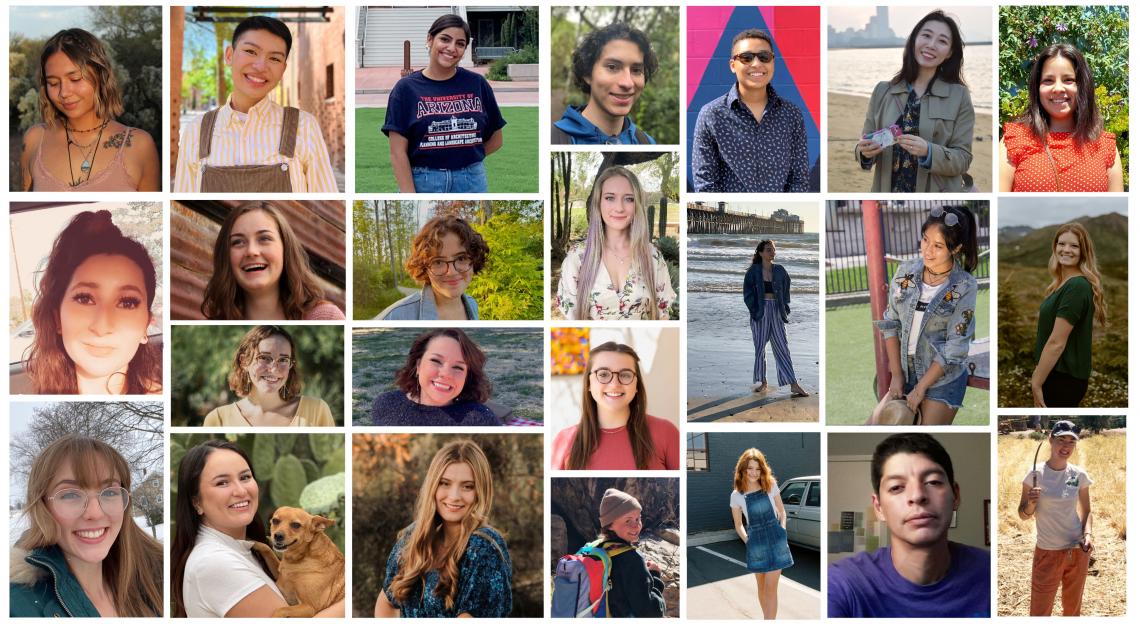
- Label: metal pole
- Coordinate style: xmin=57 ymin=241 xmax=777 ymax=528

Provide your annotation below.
xmin=863 ymin=200 xmax=890 ymax=400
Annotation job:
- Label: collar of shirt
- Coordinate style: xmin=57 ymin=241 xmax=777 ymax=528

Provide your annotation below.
xmin=218 ymin=95 xmax=280 ymax=129
xmin=415 ymin=284 xmax=474 ymax=319
xmin=890 ymin=78 xmax=949 ymax=98
xmin=726 ymin=82 xmax=780 ymax=114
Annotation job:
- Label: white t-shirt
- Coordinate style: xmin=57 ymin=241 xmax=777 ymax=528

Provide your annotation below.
xmin=730 ymin=488 xmax=780 ymax=522
xmin=907 ymin=281 xmax=942 ymax=356
xmin=183 ymin=524 xmax=285 ymax=617
xmin=1022 ymin=462 xmax=1093 ymax=550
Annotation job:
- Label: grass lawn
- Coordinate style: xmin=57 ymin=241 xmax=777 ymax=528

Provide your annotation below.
xmin=825 ymin=289 xmax=989 ymax=425
xmin=355 ymin=107 xmax=538 ymax=193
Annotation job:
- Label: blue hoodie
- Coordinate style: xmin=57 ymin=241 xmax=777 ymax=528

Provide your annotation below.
xmin=552 ymin=105 xmax=655 ymax=145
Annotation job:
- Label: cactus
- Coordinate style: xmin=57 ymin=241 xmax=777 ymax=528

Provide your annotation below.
xmin=301 ymin=459 xmax=320 ymax=482
xmin=252 ymin=434 xmax=276 ymax=477
xmin=321 ymin=446 xmax=346 ymax=477
xmin=275 ymin=433 xmax=298 ymax=454
xmin=309 ymin=434 xmax=341 ymax=461
xmin=299 ymin=474 xmax=345 ymax=515
xmin=270 ymin=454 xmax=307 ymax=508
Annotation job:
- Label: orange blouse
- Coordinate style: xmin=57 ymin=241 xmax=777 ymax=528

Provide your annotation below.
xmin=1004 ymin=122 xmax=1117 ymax=192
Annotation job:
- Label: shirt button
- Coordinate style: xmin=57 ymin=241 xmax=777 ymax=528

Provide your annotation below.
xmin=281 ymin=163 xmax=289 ymax=172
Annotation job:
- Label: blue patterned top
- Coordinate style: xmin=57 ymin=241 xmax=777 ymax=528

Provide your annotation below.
xmin=383 ymin=525 xmax=513 ymax=618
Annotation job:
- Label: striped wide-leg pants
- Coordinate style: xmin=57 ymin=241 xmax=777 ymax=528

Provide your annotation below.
xmin=750 ymin=299 xmax=796 ymax=386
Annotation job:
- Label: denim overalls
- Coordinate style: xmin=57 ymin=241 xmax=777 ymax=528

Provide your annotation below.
xmin=744 ymin=490 xmax=794 ymax=573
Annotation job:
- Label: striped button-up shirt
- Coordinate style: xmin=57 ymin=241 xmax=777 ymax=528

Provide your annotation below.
xmin=174 ymin=97 xmax=339 ymax=192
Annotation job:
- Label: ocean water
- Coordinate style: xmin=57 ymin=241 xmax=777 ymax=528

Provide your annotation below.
xmin=828 ymin=45 xmax=994 ymax=112
xmin=687 ymin=233 xmax=820 ymax=400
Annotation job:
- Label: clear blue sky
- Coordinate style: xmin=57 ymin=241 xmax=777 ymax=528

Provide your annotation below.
xmin=10 ymin=6 xmax=90 ymax=39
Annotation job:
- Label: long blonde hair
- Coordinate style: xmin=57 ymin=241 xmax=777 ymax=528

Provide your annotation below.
xmin=733 ymin=448 xmax=776 ymax=493
xmin=389 ymin=440 xmax=496 ymax=611
xmin=573 ymin=166 xmax=660 ymax=320
xmin=1046 ymin=223 xmax=1107 ymax=326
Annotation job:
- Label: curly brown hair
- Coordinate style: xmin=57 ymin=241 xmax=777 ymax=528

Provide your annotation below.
xmin=395 ymin=329 xmax=491 ymax=403
xmin=226 ymin=325 xmax=302 ymax=401
xmin=405 ymin=216 xmax=489 ymax=285
xmin=38 ymin=29 xmax=124 ymax=129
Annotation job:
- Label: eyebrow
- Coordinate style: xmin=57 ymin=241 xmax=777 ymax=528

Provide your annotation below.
xmin=53 ymin=478 xmax=118 ymax=489
xmin=69 ymin=282 xmax=145 ymax=295
xmin=257 ymin=349 xmax=291 ymax=357
xmin=231 ymin=228 xmax=276 ymax=238
xmin=601 ymin=56 xmax=643 ymax=66
xmin=882 ymin=468 xmax=947 ymax=482
xmin=209 ymin=469 xmax=251 ymax=481
xmin=239 ymin=41 xmax=287 ymax=56
xmin=427 ymin=351 xmax=466 ymax=363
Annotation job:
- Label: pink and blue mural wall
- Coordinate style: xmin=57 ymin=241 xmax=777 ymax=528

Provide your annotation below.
xmin=687 ymin=5 xmax=821 ymax=190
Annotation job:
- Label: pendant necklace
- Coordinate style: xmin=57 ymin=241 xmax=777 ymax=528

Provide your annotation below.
xmin=65 ymin=120 xmax=108 ymax=186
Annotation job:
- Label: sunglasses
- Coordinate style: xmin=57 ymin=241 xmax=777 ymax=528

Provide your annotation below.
xmin=732 ymin=51 xmax=775 ymax=64
xmin=930 ymin=206 xmax=960 ymax=227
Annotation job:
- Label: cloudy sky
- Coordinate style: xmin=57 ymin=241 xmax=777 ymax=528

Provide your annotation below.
xmin=998 ymin=198 xmax=1127 ymax=228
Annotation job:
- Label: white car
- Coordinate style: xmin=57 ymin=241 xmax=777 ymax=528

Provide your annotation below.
xmin=779 ymin=475 xmax=821 ymax=550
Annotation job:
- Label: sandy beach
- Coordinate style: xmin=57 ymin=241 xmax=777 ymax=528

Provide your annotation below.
xmin=827 ymin=92 xmax=993 ymax=193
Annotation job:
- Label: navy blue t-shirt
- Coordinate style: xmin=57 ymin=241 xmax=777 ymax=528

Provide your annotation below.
xmin=382 ymin=67 xmax=506 ymax=170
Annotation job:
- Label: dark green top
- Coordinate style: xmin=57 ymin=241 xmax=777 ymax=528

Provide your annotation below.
xmin=1035 ymin=275 xmax=1093 ymax=380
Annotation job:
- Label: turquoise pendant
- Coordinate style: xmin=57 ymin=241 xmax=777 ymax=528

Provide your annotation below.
xmin=81 ymin=160 xmax=92 ymax=173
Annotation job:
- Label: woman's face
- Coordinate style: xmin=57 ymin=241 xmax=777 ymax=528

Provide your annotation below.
xmin=920 ymin=225 xmax=956 ymax=272
xmin=427 ymin=232 xmax=473 ymax=302
xmin=196 ymin=449 xmax=259 ymax=537
xmin=761 ymin=243 xmax=776 ymax=263
xmin=589 ymin=350 xmax=639 ymax=413
xmin=416 ymin=336 xmax=468 ymax=406
xmin=745 ymin=459 xmax=762 ymax=485
xmin=1054 ymin=231 xmax=1082 ymax=269
xmin=1038 ymin=55 xmax=1079 ymax=123
xmin=912 ymin=19 xmax=953 ymax=71
xmin=228 ymin=210 xmax=284 ymax=298
xmin=610 ymin=508 xmax=643 ymax=543
xmin=434 ymin=461 xmax=477 ymax=525
xmin=45 ymin=459 xmax=126 ymax=568
xmin=1049 ymin=435 xmax=1077 ymax=463
xmin=59 ymin=253 xmax=151 ymax=389
xmin=598 ymin=175 xmax=637 ymax=235
xmin=427 ymin=27 xmax=468 ymax=70
xmin=43 ymin=51 xmax=97 ymax=123
xmin=242 ymin=335 xmax=293 ymax=397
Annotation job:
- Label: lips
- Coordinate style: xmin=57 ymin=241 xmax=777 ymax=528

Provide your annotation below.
xmin=609 ymin=93 xmax=634 ymax=106
xmin=905 ymin=512 xmax=939 ymax=526
xmin=441 ymin=501 xmax=466 ymax=513
xmin=74 ymin=527 xmax=109 ymax=544
xmin=82 ymin=343 xmax=117 ymax=357
xmin=228 ymin=500 xmax=252 ymax=511
xmin=430 ymin=379 xmax=454 ymax=392
xmin=242 ymin=263 xmax=268 ymax=273
xmin=244 ymin=73 xmax=269 ymax=88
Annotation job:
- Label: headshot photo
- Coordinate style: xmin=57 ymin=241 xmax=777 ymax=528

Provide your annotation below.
xmin=998 ymin=6 xmax=1128 ymax=192
xmin=8 ymin=202 xmax=163 ymax=396
xmin=10 ymin=402 xmax=164 ymax=617
xmin=353 ymin=327 xmax=543 ymax=427
xmin=825 ymin=201 xmax=990 ymax=425
xmin=687 ymin=202 xmax=818 ymax=423
xmin=352 ymin=200 xmax=542 ymax=321
xmin=827 ymin=432 xmax=990 ymax=618
xmin=171 ymin=324 xmax=343 ymax=427
xmin=686 ymin=6 xmax=820 ymax=193
xmin=551 ymin=478 xmax=679 ymax=617
xmin=356 ymin=6 xmax=539 ymax=193
xmin=353 ymin=434 xmax=542 ymax=617
xmin=171 ymin=8 xmax=344 ymax=192
xmin=996 ymin=199 xmax=1127 ymax=408
xmin=170 ymin=433 xmax=346 ymax=617
xmin=827 ymin=6 xmax=993 ymax=192
xmin=9 ymin=5 xmax=162 ymax=192
xmin=551 ymin=5 xmax=679 ymax=145
xmin=551 ymin=151 xmax=680 ymax=321
xmin=170 ymin=200 xmax=346 ymax=321
xmin=997 ymin=416 xmax=1126 ymax=616
xmin=686 ymin=432 xmax=820 ymax=619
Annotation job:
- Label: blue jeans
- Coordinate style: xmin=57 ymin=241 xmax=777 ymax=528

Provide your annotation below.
xmin=412 ymin=160 xmax=488 ymax=193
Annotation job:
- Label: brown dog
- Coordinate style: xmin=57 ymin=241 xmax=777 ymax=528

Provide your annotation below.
xmin=268 ymin=507 xmax=345 ymax=617
xmin=866 ymin=396 xmax=922 ymax=425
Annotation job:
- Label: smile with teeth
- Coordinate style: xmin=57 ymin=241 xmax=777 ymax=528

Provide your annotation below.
xmin=242 ymin=263 xmax=267 ymax=272
xmin=245 ymin=74 xmax=269 ymax=87
xmin=229 ymin=500 xmax=251 ymax=510
xmin=75 ymin=528 xmax=108 ymax=540
xmin=431 ymin=379 xmax=454 ymax=392
xmin=442 ymin=501 xmax=465 ymax=512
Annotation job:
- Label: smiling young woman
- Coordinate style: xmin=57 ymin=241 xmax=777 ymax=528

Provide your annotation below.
xmin=376 ymin=216 xmax=489 ymax=321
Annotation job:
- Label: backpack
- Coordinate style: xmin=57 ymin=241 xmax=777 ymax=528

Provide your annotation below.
xmin=551 ymin=539 xmax=633 ymax=618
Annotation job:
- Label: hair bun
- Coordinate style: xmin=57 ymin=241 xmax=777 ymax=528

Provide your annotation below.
xmin=70 ymin=209 xmax=122 ymax=239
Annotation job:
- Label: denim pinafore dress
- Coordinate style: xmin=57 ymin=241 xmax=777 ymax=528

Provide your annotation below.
xmin=744 ymin=489 xmax=794 ymax=573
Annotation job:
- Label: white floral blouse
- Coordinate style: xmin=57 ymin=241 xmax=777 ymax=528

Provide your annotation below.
xmin=556 ymin=243 xmax=677 ymax=320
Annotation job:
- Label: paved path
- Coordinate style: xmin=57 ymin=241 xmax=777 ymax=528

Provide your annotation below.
xmin=687 ymin=540 xmax=820 ymax=619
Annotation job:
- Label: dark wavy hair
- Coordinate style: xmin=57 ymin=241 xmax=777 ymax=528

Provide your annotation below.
xmin=26 ymin=210 xmax=161 ymax=394
xmin=871 ymin=433 xmax=956 ymax=493
xmin=893 ymin=10 xmax=966 ymax=87
xmin=921 ymin=206 xmax=979 ymax=274
xmin=571 ymin=22 xmax=659 ymax=94
xmin=395 ymin=328 xmax=491 ymax=404
xmin=751 ymin=240 xmax=774 ymax=265
xmin=232 ymin=15 xmax=292 ymax=57
xmin=1018 ymin=43 xmax=1101 ymax=148
xmin=38 ymin=29 xmax=123 ymax=129
xmin=405 ymin=215 xmax=489 ymax=285
xmin=567 ymin=342 xmax=655 ymax=470
xmin=226 ymin=325 xmax=303 ymax=401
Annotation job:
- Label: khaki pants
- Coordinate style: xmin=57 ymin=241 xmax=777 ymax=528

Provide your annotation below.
xmin=1030 ymin=546 xmax=1090 ymax=616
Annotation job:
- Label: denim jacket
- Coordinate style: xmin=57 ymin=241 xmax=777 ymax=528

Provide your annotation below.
xmin=874 ymin=258 xmax=976 ymax=388
xmin=744 ymin=263 xmax=791 ymax=324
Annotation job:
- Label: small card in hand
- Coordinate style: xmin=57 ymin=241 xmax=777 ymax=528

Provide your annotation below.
xmin=863 ymin=124 xmax=903 ymax=148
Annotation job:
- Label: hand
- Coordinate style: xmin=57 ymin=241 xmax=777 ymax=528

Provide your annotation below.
xmin=645 ymin=560 xmax=661 ymax=573
xmin=905 ymin=384 xmax=927 ymax=414
xmin=896 ymin=134 xmax=930 ymax=158
xmin=1027 ymin=486 xmax=1042 ymax=504
xmin=1081 ymin=534 xmax=1094 ymax=553
xmin=857 ymin=139 xmax=884 ymax=160
xmin=1031 ymin=383 xmax=1047 ymax=408
xmin=888 ymin=373 xmax=905 ymax=400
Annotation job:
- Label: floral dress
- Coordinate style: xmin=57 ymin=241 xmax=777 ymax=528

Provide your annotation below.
xmin=556 ymin=243 xmax=677 ymax=320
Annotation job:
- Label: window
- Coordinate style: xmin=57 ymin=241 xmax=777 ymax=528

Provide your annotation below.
xmin=326 ymin=64 xmax=335 ymax=99
xmin=805 ymin=481 xmax=820 ymax=507
xmin=780 ymin=480 xmax=807 ymax=506
xmin=686 ymin=433 xmax=708 ymax=471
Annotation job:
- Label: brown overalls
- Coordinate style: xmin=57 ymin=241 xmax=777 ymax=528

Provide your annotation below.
xmin=198 ymin=106 xmax=299 ymax=192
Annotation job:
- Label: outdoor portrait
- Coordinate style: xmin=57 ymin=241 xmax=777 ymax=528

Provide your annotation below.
xmin=352 ymin=433 xmax=543 ymax=617
xmin=170 ymin=200 xmax=346 ymax=321
xmin=171 ymin=7 xmax=345 ymax=192
xmin=827 ymin=6 xmax=993 ymax=192
xmin=996 ymin=198 xmax=1127 ymax=408
xmin=352 ymin=200 xmax=543 ymax=321
xmin=169 ymin=433 xmax=346 ymax=617
xmin=551 ymin=477 xmax=680 ymax=618
xmin=9 ymin=5 xmax=162 ymax=192
xmin=825 ymin=201 xmax=990 ymax=425
xmin=171 ymin=324 xmax=344 ymax=427
xmin=549 ymin=327 xmax=680 ymax=471
xmin=352 ymin=327 xmax=543 ymax=427
xmin=551 ymin=151 xmax=680 ymax=321
xmin=687 ymin=202 xmax=818 ymax=423
xmin=356 ymin=6 xmax=538 ymax=193
xmin=10 ymin=401 xmax=164 ymax=617
xmin=686 ymin=6 xmax=820 ymax=192
xmin=827 ymin=432 xmax=990 ymax=618
xmin=8 ymin=202 xmax=163 ymax=396
xmin=996 ymin=416 xmax=1126 ymax=616
xmin=686 ymin=432 xmax=820 ymax=620
xmin=998 ymin=6 xmax=1129 ymax=192
xmin=551 ymin=5 xmax=679 ymax=145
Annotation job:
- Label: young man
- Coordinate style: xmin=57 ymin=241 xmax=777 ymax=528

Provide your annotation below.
xmin=828 ymin=433 xmax=990 ymax=618
xmin=690 ymin=29 xmax=809 ymax=192
xmin=552 ymin=23 xmax=657 ymax=145
xmin=174 ymin=16 xmax=338 ymax=192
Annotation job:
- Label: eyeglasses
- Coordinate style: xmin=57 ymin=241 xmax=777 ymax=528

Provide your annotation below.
xmin=592 ymin=368 xmax=637 ymax=385
xmin=45 ymin=487 xmax=130 ymax=519
xmin=930 ymin=206 xmax=960 ymax=227
xmin=429 ymin=255 xmax=473 ymax=276
xmin=255 ymin=354 xmax=294 ymax=369
xmin=732 ymin=50 xmax=775 ymax=64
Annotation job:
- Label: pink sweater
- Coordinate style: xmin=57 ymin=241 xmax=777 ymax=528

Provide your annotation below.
xmin=302 ymin=301 xmax=346 ymax=320
xmin=551 ymin=415 xmax=680 ymax=470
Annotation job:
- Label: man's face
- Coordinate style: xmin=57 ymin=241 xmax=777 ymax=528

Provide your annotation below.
xmin=225 ymin=28 xmax=289 ymax=105
xmin=729 ymin=36 xmax=775 ymax=92
xmin=872 ymin=452 xmax=959 ymax=549
xmin=583 ymin=39 xmax=646 ymax=121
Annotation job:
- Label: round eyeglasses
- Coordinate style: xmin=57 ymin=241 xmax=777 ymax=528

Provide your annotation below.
xmin=255 ymin=354 xmax=294 ymax=369
xmin=930 ymin=206 xmax=960 ymax=227
xmin=45 ymin=487 xmax=130 ymax=519
xmin=592 ymin=368 xmax=637 ymax=385
xmin=429 ymin=255 xmax=473 ymax=276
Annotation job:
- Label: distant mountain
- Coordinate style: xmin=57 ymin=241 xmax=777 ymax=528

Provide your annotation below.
xmin=999 ymin=212 xmax=1127 ymax=272
xmin=998 ymin=225 xmax=1034 ymax=243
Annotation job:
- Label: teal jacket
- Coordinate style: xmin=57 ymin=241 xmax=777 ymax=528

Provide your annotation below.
xmin=10 ymin=545 xmax=101 ymax=617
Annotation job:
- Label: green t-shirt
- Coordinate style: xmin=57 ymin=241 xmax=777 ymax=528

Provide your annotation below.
xmin=1035 ymin=276 xmax=1093 ymax=379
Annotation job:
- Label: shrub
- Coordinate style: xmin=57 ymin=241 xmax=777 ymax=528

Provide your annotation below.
xmin=487 ymin=46 xmax=538 ymax=81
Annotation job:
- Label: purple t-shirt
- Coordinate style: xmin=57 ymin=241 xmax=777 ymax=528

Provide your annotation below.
xmin=828 ymin=542 xmax=990 ymax=617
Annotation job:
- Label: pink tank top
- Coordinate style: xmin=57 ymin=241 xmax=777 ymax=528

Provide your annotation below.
xmin=32 ymin=126 xmax=139 ymax=192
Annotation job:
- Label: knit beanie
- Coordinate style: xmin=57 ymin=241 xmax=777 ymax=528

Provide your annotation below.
xmin=598 ymin=488 xmax=642 ymax=528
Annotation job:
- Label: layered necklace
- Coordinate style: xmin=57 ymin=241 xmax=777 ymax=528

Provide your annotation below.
xmin=64 ymin=119 xmax=109 ymax=187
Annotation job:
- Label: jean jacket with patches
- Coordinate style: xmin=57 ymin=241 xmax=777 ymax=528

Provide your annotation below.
xmin=744 ymin=263 xmax=791 ymax=324
xmin=874 ymin=258 xmax=976 ymax=388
